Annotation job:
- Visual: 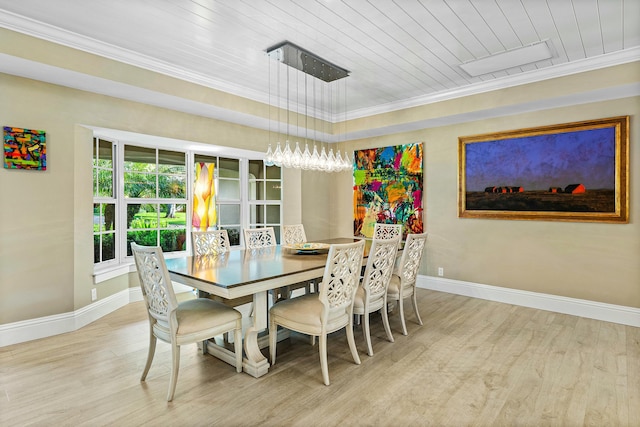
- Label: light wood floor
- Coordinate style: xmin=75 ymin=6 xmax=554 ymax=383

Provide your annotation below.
xmin=1 ymin=289 xmax=638 ymax=426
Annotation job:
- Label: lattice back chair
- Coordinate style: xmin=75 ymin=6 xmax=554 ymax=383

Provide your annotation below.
xmin=269 ymin=240 xmax=365 ymax=386
xmin=243 ymin=226 xmax=285 ymax=302
xmin=386 ymin=232 xmax=428 ymax=336
xmin=192 ymin=229 xmax=252 ymax=307
xmin=244 ymin=227 xmax=277 ymax=249
xmin=373 ymin=223 xmax=403 ymax=241
xmin=282 ymin=224 xmax=307 ymax=245
xmin=131 ymin=243 xmax=242 ymax=401
xmin=353 ymin=236 xmax=401 ymax=356
xmin=192 ymin=229 xmax=230 ymax=255
xmin=282 ymin=224 xmax=317 ymax=296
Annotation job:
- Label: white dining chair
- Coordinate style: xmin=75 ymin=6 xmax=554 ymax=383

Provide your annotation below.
xmin=243 ymin=227 xmax=286 ymax=303
xmin=373 ymin=223 xmax=403 ymax=278
xmin=131 ymin=243 xmax=242 ymax=401
xmin=192 ymin=229 xmax=230 ymax=255
xmin=282 ymin=224 xmax=316 ymax=296
xmin=244 ymin=227 xmax=277 ymax=249
xmin=386 ymin=232 xmax=428 ymax=336
xmin=269 ymin=240 xmax=365 ymax=385
xmin=192 ymin=229 xmax=252 ymax=339
xmin=282 ymin=224 xmax=307 ymax=245
xmin=373 ymin=223 xmax=403 ymax=241
xmin=353 ymin=235 xmax=401 ymax=356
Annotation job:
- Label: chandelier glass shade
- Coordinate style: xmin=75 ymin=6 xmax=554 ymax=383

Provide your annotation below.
xmin=264 ymin=42 xmax=352 ymax=172
xmin=264 ymin=140 xmax=351 ymax=172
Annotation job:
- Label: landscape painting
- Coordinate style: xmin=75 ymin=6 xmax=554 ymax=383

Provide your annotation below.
xmin=353 ymin=142 xmax=423 ymax=238
xmin=458 ymin=116 xmax=628 ymax=223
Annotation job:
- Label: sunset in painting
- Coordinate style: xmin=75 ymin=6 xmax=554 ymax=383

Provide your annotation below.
xmin=459 ymin=117 xmax=628 ymax=219
xmin=465 ymin=127 xmax=615 ymax=192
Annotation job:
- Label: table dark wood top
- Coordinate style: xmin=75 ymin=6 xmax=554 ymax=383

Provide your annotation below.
xmin=165 ymin=238 xmax=367 ymax=295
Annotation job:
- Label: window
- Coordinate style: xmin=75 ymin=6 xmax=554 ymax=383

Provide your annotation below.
xmin=248 ymin=160 xmax=282 ymax=241
xmin=124 ymin=146 xmax=187 ymax=256
xmin=93 ymin=136 xmax=282 ymax=274
xmin=93 ymin=138 xmax=117 ymax=264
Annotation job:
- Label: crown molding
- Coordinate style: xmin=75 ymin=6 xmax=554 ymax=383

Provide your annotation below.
xmin=347 ymin=47 xmax=640 ymax=120
xmin=2 ymin=49 xmax=637 ymax=145
xmin=1 ymin=9 xmax=639 ymax=145
xmin=0 ymin=9 xmax=269 ymax=104
xmin=2 ymin=8 xmax=639 ymax=125
xmin=342 ymin=82 xmax=640 ymax=141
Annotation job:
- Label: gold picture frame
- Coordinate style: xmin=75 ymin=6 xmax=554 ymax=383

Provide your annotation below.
xmin=458 ymin=116 xmax=629 ymax=223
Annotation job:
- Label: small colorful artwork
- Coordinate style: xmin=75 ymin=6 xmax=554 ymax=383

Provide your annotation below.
xmin=353 ymin=142 xmax=424 ymax=238
xmin=3 ymin=126 xmax=47 ymax=170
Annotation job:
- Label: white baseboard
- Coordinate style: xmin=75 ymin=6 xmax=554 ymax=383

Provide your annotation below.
xmin=418 ymin=276 xmax=640 ymax=328
xmin=3 ymin=278 xmax=637 ymax=348
xmin=0 ymin=283 xmax=194 ymax=347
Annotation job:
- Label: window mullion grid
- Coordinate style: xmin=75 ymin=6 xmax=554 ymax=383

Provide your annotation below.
xmin=188 ymin=151 xmax=195 ymax=250
xmin=155 ymin=149 xmax=160 ymax=246
xmin=117 ymin=141 xmax=131 ymax=263
xmin=98 ymin=141 xmax=278 ymax=268
xmin=240 ymin=158 xmax=249 ymax=246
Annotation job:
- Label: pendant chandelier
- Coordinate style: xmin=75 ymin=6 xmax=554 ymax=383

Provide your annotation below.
xmin=264 ymin=42 xmax=352 ymax=172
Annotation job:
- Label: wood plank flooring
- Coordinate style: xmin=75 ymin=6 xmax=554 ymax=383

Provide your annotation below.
xmin=1 ymin=290 xmax=638 ymax=426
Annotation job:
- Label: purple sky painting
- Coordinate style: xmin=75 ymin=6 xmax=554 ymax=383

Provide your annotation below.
xmin=464 ymin=127 xmax=616 ymax=192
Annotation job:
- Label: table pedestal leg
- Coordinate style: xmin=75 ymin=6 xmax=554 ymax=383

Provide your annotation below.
xmin=242 ymin=290 xmax=270 ymax=377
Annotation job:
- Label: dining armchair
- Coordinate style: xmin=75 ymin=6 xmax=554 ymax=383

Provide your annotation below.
xmin=386 ymin=232 xmax=428 ymax=335
xmin=373 ymin=223 xmax=403 ymax=241
xmin=131 ymin=243 xmax=243 ymax=401
xmin=192 ymin=229 xmax=230 ymax=255
xmin=353 ymin=235 xmax=401 ymax=356
xmin=244 ymin=227 xmax=277 ymax=249
xmin=269 ymin=240 xmax=365 ymax=385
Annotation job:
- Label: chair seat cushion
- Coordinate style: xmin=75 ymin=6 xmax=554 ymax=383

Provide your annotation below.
xmin=270 ymin=293 xmax=322 ymax=327
xmin=353 ymin=285 xmax=385 ymax=314
xmin=176 ymin=298 xmax=241 ymax=337
xmin=387 ymin=275 xmax=415 ymax=300
xmin=353 ymin=286 xmax=365 ymax=310
xmin=387 ymin=275 xmax=400 ymax=299
xmin=270 ymin=293 xmax=349 ymax=334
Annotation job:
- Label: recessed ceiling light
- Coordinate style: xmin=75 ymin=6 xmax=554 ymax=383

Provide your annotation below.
xmin=460 ymin=40 xmax=554 ymax=77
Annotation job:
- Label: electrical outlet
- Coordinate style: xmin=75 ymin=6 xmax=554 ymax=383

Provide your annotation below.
xmin=91 ymin=288 xmax=97 ymax=301
xmin=438 ymin=267 xmax=444 ymax=277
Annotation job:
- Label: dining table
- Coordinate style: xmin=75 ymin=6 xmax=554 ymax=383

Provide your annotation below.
xmin=165 ymin=237 xmax=370 ymax=378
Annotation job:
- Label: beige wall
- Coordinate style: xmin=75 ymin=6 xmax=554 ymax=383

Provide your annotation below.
xmin=0 ymin=29 xmax=638 ymax=328
xmin=329 ymin=91 xmax=639 ymax=308
xmin=0 ymin=72 xmax=300 ymax=324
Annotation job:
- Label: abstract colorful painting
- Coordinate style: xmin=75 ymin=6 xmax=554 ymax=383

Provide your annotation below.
xmin=353 ymin=142 xmax=423 ymax=238
xmin=192 ymin=162 xmax=217 ymax=230
xmin=3 ymin=126 xmax=46 ymax=170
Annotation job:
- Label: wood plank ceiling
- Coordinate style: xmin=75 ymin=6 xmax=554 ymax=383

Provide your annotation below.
xmin=0 ymin=0 xmax=638 ymax=122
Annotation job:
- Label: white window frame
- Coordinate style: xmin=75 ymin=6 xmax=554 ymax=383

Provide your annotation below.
xmin=92 ymin=137 xmax=119 ymax=268
xmin=122 ymin=144 xmax=189 ymax=258
xmin=247 ymin=160 xmax=283 ymax=242
xmin=93 ymin=135 xmax=282 ymax=283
